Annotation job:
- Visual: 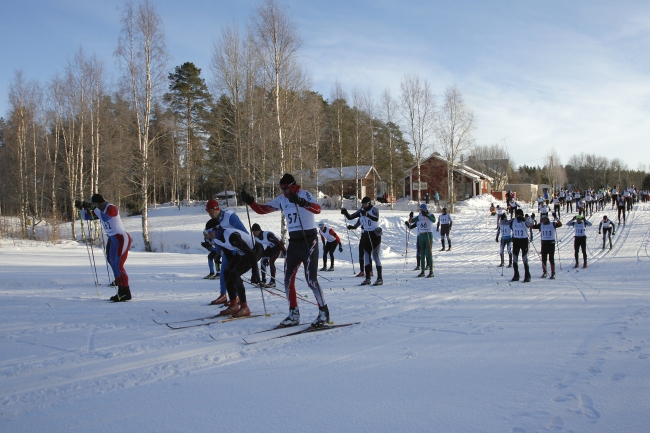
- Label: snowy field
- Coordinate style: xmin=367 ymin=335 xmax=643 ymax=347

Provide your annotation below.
xmin=1 ymin=195 xmax=649 ymax=432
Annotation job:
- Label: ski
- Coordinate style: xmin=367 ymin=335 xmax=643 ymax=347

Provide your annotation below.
xmin=243 ymin=322 xmax=360 ymax=344
xmin=153 ymin=314 xmax=220 ymax=325
xmin=165 ymin=314 xmax=264 ymax=330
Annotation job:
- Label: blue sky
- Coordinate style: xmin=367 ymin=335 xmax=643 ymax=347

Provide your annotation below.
xmin=2 ymin=0 xmax=649 ymax=172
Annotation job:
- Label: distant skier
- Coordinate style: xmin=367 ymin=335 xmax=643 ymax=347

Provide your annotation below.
xmin=531 ymin=213 xmax=563 ymax=279
xmin=406 ymin=204 xmax=436 ymax=277
xmin=496 ymin=213 xmax=513 ymax=268
xmin=510 ymin=209 xmax=534 ymax=282
xmin=318 ymin=221 xmax=343 ymax=271
xmin=77 ymin=194 xmax=132 ymax=302
xmin=598 ymin=215 xmax=616 ymax=249
xmin=251 ymin=223 xmax=286 ymax=288
xmin=343 ymin=197 xmax=383 ymax=286
xmin=436 ymin=207 xmax=452 ymax=251
xmin=203 ymin=226 xmax=262 ymax=318
xmin=566 ymin=214 xmax=593 ymax=268
xmin=616 ymin=194 xmax=626 ymax=225
xmin=240 ymin=173 xmax=330 ymax=328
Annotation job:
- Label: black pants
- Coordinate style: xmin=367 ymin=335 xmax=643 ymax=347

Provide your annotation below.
xmin=602 ymin=227 xmax=613 ymax=246
xmin=261 ymin=245 xmax=282 ymax=282
xmin=617 ymin=206 xmax=626 ymax=223
xmin=574 ymin=236 xmax=587 ymax=262
xmin=224 ymin=245 xmax=263 ymax=304
xmin=284 ymin=235 xmax=325 ymax=309
xmin=541 ymin=240 xmax=555 ymax=266
xmin=512 ymin=238 xmax=529 ymax=265
xmin=322 ymin=242 xmax=337 ymax=267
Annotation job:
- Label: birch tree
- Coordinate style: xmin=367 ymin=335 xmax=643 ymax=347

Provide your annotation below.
xmin=115 ymin=0 xmax=168 ymax=252
xmin=400 ymin=73 xmax=435 ymax=201
xmin=435 ymin=85 xmax=475 ymax=212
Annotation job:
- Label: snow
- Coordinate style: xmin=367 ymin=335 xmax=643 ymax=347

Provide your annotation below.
xmin=1 ymin=196 xmax=649 ymax=432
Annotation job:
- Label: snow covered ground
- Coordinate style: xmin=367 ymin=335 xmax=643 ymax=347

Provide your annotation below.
xmin=1 ymin=195 xmax=649 ymax=432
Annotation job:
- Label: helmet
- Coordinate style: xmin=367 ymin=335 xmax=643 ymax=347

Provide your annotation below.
xmin=515 ymin=209 xmax=524 ymax=217
xmin=206 ymin=199 xmax=220 ymax=211
xmin=318 ymin=221 xmax=325 ymax=228
xmin=576 ymin=214 xmax=583 ymax=220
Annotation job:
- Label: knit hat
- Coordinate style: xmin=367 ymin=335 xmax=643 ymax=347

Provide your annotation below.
xmin=90 ymin=194 xmax=105 ymax=204
xmin=251 ymin=223 xmax=261 ymax=232
xmin=279 ymin=173 xmax=296 ymax=186
xmin=361 ymin=196 xmax=371 ymax=204
xmin=419 ymin=203 xmax=427 ymax=211
xmin=206 ymin=199 xmax=220 ymax=211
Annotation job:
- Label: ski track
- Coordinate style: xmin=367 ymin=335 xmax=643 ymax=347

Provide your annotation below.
xmin=1 ymin=197 xmax=649 ymax=432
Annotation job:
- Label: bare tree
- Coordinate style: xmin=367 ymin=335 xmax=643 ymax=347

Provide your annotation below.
xmin=400 ymin=73 xmax=435 ymax=201
xmin=435 ymin=85 xmax=475 ymax=212
xmin=544 ymin=147 xmax=565 ymax=191
xmin=331 ymin=81 xmax=348 ymax=199
xmin=253 ymin=0 xmax=305 ymax=175
xmin=381 ymin=88 xmax=398 ymax=209
xmin=115 ymin=0 xmax=169 ymax=252
xmin=469 ymin=142 xmax=513 ymax=191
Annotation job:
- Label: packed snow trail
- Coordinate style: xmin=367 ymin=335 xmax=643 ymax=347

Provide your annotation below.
xmin=0 ymin=196 xmax=648 ymax=432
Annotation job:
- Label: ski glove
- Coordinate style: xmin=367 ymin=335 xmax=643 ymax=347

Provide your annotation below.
xmin=201 ymin=241 xmax=211 ymax=250
xmin=347 ymin=225 xmax=356 ymax=230
xmin=288 ymin=193 xmax=308 ymax=207
xmin=340 ymin=208 xmax=348 ymax=215
xmin=598 ymin=231 xmax=601 ymax=235
xmin=74 ymin=199 xmax=83 ymax=209
xmin=339 ymin=246 xmax=343 ymax=252
xmin=239 ymin=190 xmax=255 ymax=206
xmin=409 ymin=211 xmax=414 ymax=219
xmin=405 ymin=220 xmax=410 ymax=226
xmin=496 ymin=236 xmax=499 ymax=242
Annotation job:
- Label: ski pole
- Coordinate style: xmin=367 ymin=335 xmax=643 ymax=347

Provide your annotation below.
xmin=346 ymin=217 xmax=356 ymax=274
xmin=244 ymin=202 xmax=268 ymax=317
xmin=79 ymin=209 xmax=101 ymax=295
xmin=241 ymin=276 xmax=317 ymax=305
xmin=98 ymin=222 xmax=114 ymax=285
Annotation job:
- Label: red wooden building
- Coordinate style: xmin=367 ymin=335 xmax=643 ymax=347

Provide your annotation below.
xmin=403 ymin=154 xmax=493 ymax=201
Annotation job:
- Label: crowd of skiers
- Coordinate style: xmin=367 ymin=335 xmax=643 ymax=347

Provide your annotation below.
xmin=494 ymin=184 xmax=636 ymax=283
xmin=74 ymin=178 xmax=638 ymax=330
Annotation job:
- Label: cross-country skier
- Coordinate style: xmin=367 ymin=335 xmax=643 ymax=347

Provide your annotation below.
xmin=510 ymin=208 xmax=534 ymax=282
xmin=566 ymin=214 xmax=593 ymax=268
xmin=405 ymin=213 xmax=422 ymax=271
xmin=531 ymin=213 xmax=563 ymax=279
xmin=251 ymin=223 xmax=286 ymax=288
xmin=407 ymin=204 xmax=436 ymax=277
xmin=202 ymin=200 xmax=222 ymax=280
xmin=552 ymin=193 xmax=561 ymax=220
xmin=598 ymin=215 xmax=616 ymax=249
xmin=495 ymin=205 xmax=505 ymax=229
xmin=566 ymin=190 xmax=574 ymax=214
xmin=616 ymin=194 xmax=626 ymax=225
xmin=203 ymin=226 xmax=262 ymax=318
xmin=437 ymin=207 xmax=453 ymax=251
xmin=240 ymin=173 xmax=330 ymax=328
xmin=507 ymin=197 xmax=519 ymax=218
xmin=205 ymin=199 xmax=249 ymax=306
xmin=77 ymin=194 xmax=132 ymax=302
xmin=496 ymin=213 xmax=513 ymax=268
xmin=318 ymin=221 xmax=343 ymax=271
xmin=343 ymin=196 xmax=383 ymax=286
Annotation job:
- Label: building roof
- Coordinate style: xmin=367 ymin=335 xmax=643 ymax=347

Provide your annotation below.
xmin=405 ymin=154 xmax=493 ymax=182
xmin=266 ymin=166 xmax=380 ymax=186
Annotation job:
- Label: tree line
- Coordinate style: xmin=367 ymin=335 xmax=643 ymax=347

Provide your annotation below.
xmin=0 ymin=0 xmax=488 ymax=247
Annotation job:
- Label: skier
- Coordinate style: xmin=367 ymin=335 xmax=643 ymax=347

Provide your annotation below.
xmin=407 ymin=204 xmax=436 ymax=277
xmin=531 ymin=214 xmax=563 ymax=279
xmin=405 ymin=214 xmax=422 ymax=270
xmin=205 ymin=199 xmax=249 ymax=306
xmin=616 ymin=194 xmax=626 ymax=225
xmin=552 ymin=193 xmax=561 ymax=220
xmin=496 ymin=213 xmax=513 ymax=268
xmin=251 ymin=223 xmax=286 ymax=288
xmin=343 ymin=197 xmax=383 ymax=286
xmin=77 ymin=194 xmax=132 ymax=302
xmin=598 ymin=215 xmax=616 ymax=249
xmin=202 ymin=199 xmax=222 ymax=280
xmin=507 ymin=197 xmax=519 ymax=218
xmin=611 ymin=186 xmax=618 ymax=209
xmin=436 ymin=207 xmax=453 ymax=251
xmin=566 ymin=214 xmax=593 ymax=268
xmin=240 ymin=173 xmax=330 ymax=328
xmin=489 ymin=203 xmax=496 ymax=216
xmin=203 ymin=226 xmax=262 ymax=318
xmin=510 ymin=208 xmax=534 ymax=282
xmin=495 ymin=205 xmax=505 ymax=229
xmin=566 ymin=190 xmax=574 ymax=214
xmin=433 ymin=191 xmax=440 ymax=209
xmin=318 ymin=221 xmax=343 ymax=271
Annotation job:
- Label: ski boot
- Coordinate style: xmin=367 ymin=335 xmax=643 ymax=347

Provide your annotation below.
xmin=440 ymin=240 xmax=446 ymax=251
xmin=110 ymin=286 xmax=132 ymax=302
xmin=266 ymin=279 xmax=276 ymax=288
xmin=356 ymin=271 xmax=365 ymax=277
xmin=279 ymin=308 xmax=300 ymax=327
xmin=232 ymin=302 xmax=250 ymax=318
xmin=511 ymin=263 xmax=520 ymax=282
xmin=327 ymin=265 xmax=334 ymax=271
xmin=447 ymin=242 xmax=451 ymax=251
xmin=427 ymin=271 xmax=434 ymax=278
xmin=320 ymin=266 xmax=328 ymax=272
xmin=550 ymin=264 xmax=556 ymax=280
xmin=311 ymin=305 xmax=330 ymax=328
xmin=417 ymin=270 xmax=425 ymax=277
xmin=507 ymin=253 xmax=513 ymax=268
xmin=541 ymin=265 xmax=547 ymax=278
xmin=219 ymin=299 xmax=240 ymax=316
xmin=210 ymin=293 xmax=228 ymax=305
xmin=498 ymin=253 xmax=504 ymax=267
xmin=373 ymin=278 xmax=383 ymax=286
xmin=574 ymin=261 xmax=579 ymax=269
xmin=583 ymin=260 xmax=588 ymax=269
xmin=204 ymin=273 xmax=216 ymax=279
xmin=413 ymin=265 xmax=421 ymax=271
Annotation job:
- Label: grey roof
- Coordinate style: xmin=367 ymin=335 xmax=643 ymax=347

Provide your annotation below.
xmin=267 ymin=166 xmax=380 ymax=186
